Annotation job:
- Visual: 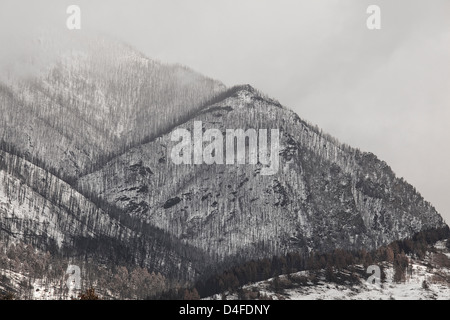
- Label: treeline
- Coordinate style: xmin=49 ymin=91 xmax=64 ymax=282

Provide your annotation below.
xmin=85 ymin=85 xmax=259 ymax=175
xmin=1 ymin=227 xmax=448 ymax=300
xmin=0 ymin=240 xmax=170 ymax=300
xmin=189 ymin=226 xmax=450 ymax=298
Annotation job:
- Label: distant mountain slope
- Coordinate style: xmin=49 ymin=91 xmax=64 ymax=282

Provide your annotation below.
xmin=0 ymin=35 xmax=446 ymax=290
xmin=0 ymin=34 xmax=225 ymax=181
xmin=78 ymin=85 xmax=446 ymax=267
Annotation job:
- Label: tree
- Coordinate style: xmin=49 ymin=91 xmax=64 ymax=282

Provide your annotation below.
xmin=385 ymin=247 xmax=394 ymax=263
xmin=183 ymin=288 xmax=200 ymax=300
xmin=0 ymin=292 xmax=15 ymax=300
xmin=325 ymin=265 xmax=336 ymax=282
xmin=271 ymin=276 xmax=282 ymax=293
xmin=78 ymin=288 xmax=100 ymax=300
xmin=389 ymin=242 xmax=400 ymax=256
xmin=334 ymin=249 xmax=347 ymax=269
xmin=363 ymin=252 xmax=373 ymax=268
xmin=393 ymin=252 xmax=409 ymax=283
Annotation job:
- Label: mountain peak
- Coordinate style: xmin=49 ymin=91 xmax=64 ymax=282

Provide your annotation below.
xmin=214 ymin=84 xmax=282 ymax=110
xmin=236 ymin=84 xmax=257 ymax=93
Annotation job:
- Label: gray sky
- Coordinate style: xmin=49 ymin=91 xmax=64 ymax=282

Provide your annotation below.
xmin=1 ymin=0 xmax=449 ymax=223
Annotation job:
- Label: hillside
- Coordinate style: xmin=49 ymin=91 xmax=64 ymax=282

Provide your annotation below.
xmin=0 ymin=34 xmax=447 ymax=299
xmin=78 ymin=85 xmax=445 ymax=267
xmin=207 ymin=238 xmax=450 ymax=300
xmin=0 ymin=33 xmax=225 ymax=181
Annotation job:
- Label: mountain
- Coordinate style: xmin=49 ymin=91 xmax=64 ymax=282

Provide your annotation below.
xmin=77 ymin=84 xmax=445 ymax=265
xmin=0 ymin=34 xmax=447 ymax=299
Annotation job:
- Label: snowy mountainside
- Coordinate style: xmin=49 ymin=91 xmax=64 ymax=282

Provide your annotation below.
xmin=0 ymin=34 xmax=447 ymax=297
xmin=0 ymin=33 xmax=225 ymax=180
xmin=0 ymin=150 xmax=210 ymax=281
xmin=78 ymin=84 xmax=446 ymax=267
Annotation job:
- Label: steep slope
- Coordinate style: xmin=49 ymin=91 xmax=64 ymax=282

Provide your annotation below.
xmin=0 ymin=150 xmax=209 ymax=280
xmin=0 ymin=34 xmax=446 ymax=289
xmin=0 ymin=33 xmax=225 ymax=181
xmin=78 ymin=85 xmax=446 ymax=268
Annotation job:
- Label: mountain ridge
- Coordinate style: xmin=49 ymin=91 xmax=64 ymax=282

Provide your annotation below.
xmin=77 ymin=84 xmax=446 ymax=267
xmin=0 ymin=36 xmax=447 ymax=298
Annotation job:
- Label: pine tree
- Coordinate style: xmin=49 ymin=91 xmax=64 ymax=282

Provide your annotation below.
xmin=393 ymin=252 xmax=409 ymax=283
xmin=0 ymin=292 xmax=15 ymax=300
xmin=325 ymin=265 xmax=336 ymax=282
xmin=183 ymin=288 xmax=200 ymax=300
xmin=78 ymin=288 xmax=100 ymax=300
xmin=385 ymin=246 xmax=395 ymax=263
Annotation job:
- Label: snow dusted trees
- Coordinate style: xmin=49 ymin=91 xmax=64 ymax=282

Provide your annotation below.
xmin=0 ymin=238 xmax=170 ymax=299
xmin=110 ymin=265 xmax=166 ymax=299
xmin=0 ymin=33 xmax=448 ymax=301
xmin=393 ymin=252 xmax=409 ymax=283
xmin=0 ymin=38 xmax=225 ymax=182
xmin=194 ymin=226 xmax=449 ymax=298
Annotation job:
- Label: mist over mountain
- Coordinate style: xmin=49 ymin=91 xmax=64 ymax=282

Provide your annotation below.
xmin=1 ymin=32 xmax=225 ymax=180
xmin=0 ymin=34 xmax=447 ymax=299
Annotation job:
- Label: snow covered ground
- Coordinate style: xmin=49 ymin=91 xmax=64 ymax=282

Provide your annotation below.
xmin=208 ymin=240 xmax=450 ymax=300
xmin=2 ymin=238 xmax=449 ymax=300
xmin=0 ymin=269 xmax=70 ymax=300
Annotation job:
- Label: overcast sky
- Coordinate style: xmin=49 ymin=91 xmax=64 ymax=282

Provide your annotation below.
xmin=1 ymin=0 xmax=449 ymax=223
